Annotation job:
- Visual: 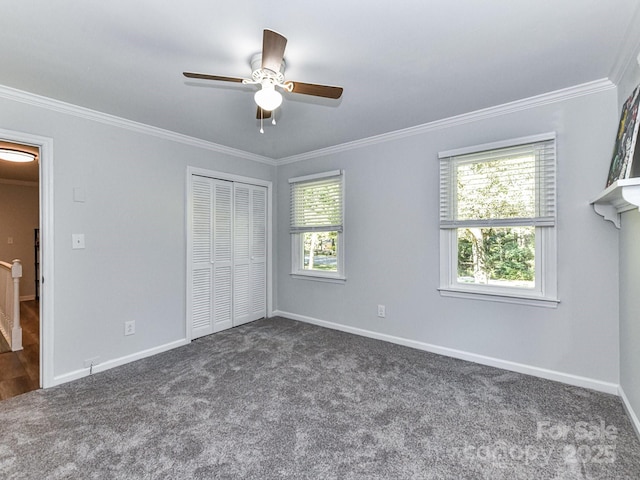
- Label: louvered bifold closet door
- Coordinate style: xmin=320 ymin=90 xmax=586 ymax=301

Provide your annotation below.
xmin=191 ymin=176 xmax=267 ymax=339
xmin=190 ymin=177 xmax=234 ymax=339
xmin=190 ymin=177 xmax=214 ymax=339
xmin=233 ymin=184 xmax=267 ymax=326
xmin=212 ymin=180 xmax=233 ymax=333
xmin=250 ymin=186 xmax=267 ymax=320
xmin=233 ymin=184 xmax=251 ymax=325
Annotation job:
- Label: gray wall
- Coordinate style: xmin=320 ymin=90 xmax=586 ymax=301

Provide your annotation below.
xmin=0 ymin=75 xmax=630 ymax=402
xmin=617 ymin=57 xmax=640 ymax=430
xmin=276 ymin=88 xmax=621 ymax=386
xmin=0 ymin=95 xmax=275 ymax=381
xmin=620 ymin=210 xmax=640 ymax=428
xmin=0 ymin=182 xmax=39 ymax=298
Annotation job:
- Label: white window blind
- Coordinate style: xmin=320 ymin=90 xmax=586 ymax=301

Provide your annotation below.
xmin=439 ymin=138 xmax=556 ymax=229
xmin=289 ymin=170 xmax=343 ymax=233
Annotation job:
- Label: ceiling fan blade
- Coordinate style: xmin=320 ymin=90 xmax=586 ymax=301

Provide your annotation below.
xmin=261 ymin=29 xmax=287 ymax=73
xmin=183 ymin=72 xmax=245 ymax=83
xmin=256 ymin=107 xmax=272 ymax=119
xmin=287 ymin=81 xmax=343 ymax=99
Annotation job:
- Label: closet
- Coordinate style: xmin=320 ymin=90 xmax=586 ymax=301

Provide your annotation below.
xmin=190 ymin=175 xmax=267 ymax=339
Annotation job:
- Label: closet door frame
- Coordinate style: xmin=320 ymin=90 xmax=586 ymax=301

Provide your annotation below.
xmin=185 ymin=166 xmax=272 ymax=342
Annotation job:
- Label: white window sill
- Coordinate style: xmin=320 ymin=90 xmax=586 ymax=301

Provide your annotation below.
xmin=438 ymin=287 xmax=559 ymax=308
xmin=291 ymin=272 xmax=346 ymax=284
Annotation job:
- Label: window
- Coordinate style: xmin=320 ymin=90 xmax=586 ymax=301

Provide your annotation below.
xmin=289 ymin=170 xmax=345 ymax=281
xmin=438 ymin=133 xmax=558 ymax=307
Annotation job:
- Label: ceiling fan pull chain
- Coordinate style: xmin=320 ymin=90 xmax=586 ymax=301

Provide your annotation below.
xmin=260 ymin=109 xmax=264 ymax=134
xmin=272 ymin=111 xmax=276 ymax=126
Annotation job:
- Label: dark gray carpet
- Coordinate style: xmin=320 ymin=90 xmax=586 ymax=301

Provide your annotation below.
xmin=1 ymin=317 xmax=639 ymax=479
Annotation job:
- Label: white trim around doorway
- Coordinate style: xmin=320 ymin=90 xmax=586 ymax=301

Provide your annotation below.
xmin=0 ymin=127 xmax=54 ymax=389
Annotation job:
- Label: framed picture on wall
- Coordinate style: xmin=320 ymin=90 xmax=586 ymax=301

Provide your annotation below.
xmin=606 ymin=85 xmax=640 ymax=187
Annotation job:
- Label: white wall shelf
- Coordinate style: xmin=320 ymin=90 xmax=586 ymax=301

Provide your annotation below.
xmin=591 ymin=178 xmax=640 ymax=228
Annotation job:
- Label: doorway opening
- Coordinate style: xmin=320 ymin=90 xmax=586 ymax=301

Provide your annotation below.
xmin=0 ymin=128 xmax=52 ymax=394
xmin=0 ymin=140 xmax=40 ymax=400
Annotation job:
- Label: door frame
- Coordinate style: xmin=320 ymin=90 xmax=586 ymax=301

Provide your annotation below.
xmin=185 ymin=166 xmax=273 ymax=341
xmin=0 ymin=127 xmax=54 ymax=388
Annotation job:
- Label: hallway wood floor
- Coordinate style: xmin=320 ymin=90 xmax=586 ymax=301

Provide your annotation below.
xmin=0 ymin=300 xmax=39 ymax=400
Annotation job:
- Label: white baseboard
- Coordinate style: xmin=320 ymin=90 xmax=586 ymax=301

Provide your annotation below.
xmin=273 ymin=310 xmax=619 ymax=395
xmin=51 ymin=338 xmax=189 ymax=387
xmin=20 ymin=295 xmax=36 ymax=302
xmin=619 ymin=386 xmax=640 ymax=441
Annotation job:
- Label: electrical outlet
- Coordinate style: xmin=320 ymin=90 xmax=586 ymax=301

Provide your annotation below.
xmin=377 ymin=304 xmax=386 ymax=318
xmin=124 ymin=320 xmax=135 ymax=336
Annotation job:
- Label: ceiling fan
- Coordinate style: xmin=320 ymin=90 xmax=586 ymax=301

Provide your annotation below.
xmin=183 ymin=29 xmax=343 ymax=128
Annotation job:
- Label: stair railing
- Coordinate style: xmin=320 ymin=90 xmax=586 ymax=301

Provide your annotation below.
xmin=0 ymin=259 xmax=23 ymax=351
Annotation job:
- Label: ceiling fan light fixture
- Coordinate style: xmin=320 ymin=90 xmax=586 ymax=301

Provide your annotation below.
xmin=0 ymin=148 xmax=36 ymax=163
xmin=254 ymin=84 xmax=282 ymax=112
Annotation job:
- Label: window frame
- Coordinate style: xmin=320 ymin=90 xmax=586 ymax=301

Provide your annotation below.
xmin=438 ymin=133 xmax=559 ymax=307
xmin=289 ymin=170 xmax=346 ymax=283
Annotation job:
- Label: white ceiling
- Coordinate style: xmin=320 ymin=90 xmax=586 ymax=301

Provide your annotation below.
xmin=1 ymin=1 xmax=640 ymax=160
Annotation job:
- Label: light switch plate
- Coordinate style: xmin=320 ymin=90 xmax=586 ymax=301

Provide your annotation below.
xmin=73 ymin=187 xmax=86 ymax=203
xmin=72 ymin=233 xmax=85 ymax=249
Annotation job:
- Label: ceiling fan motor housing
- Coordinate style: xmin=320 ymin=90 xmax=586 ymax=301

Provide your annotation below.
xmin=250 ymin=53 xmax=286 ymax=87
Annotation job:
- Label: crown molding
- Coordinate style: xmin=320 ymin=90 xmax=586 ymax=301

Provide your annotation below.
xmin=0 ymin=84 xmax=276 ymax=166
xmin=276 ymin=78 xmax=616 ymax=165
xmin=609 ymin=2 xmax=640 ymax=86
xmin=0 ymin=78 xmax=617 ymax=168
